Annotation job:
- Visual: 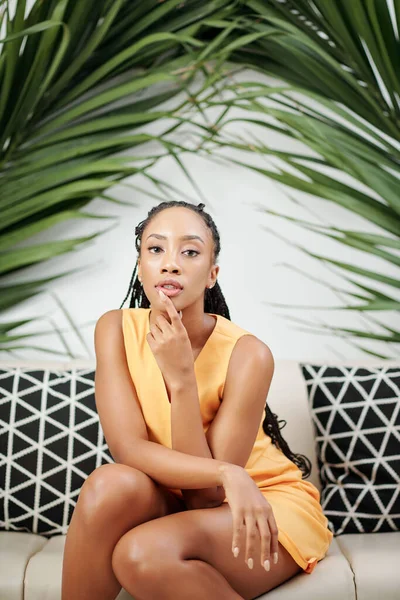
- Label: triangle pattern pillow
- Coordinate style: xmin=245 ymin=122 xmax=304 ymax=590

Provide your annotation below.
xmin=0 ymin=367 xmax=113 ymax=537
xmin=300 ymin=364 xmax=400 ymax=536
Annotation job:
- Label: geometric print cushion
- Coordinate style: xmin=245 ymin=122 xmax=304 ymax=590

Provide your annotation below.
xmin=300 ymin=364 xmax=400 ymax=536
xmin=0 ymin=367 xmax=113 ymax=538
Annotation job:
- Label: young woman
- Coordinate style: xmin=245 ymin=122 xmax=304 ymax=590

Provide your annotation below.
xmin=62 ymin=201 xmax=333 ymax=600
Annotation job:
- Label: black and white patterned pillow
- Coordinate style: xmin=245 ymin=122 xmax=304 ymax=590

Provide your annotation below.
xmin=0 ymin=367 xmax=113 ymax=537
xmin=300 ymin=364 xmax=400 ymax=536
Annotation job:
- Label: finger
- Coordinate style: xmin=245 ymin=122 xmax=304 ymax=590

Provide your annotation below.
xmin=256 ymin=512 xmax=272 ymax=571
xmin=268 ymin=512 xmax=280 ymax=566
xmin=158 ymin=289 xmax=181 ymax=324
xmin=148 ymin=321 xmax=162 ymax=341
xmin=244 ymin=513 xmax=258 ymax=570
xmin=231 ymin=513 xmax=244 ymax=559
xmin=154 ymin=314 xmax=173 ymax=334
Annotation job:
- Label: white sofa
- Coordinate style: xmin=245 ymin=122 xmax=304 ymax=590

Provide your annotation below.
xmin=1 ymin=357 xmax=399 ymax=600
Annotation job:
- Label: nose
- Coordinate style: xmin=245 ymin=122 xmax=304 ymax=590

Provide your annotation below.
xmin=161 ymin=254 xmax=181 ymax=274
xmin=162 ymin=266 xmax=180 ymax=275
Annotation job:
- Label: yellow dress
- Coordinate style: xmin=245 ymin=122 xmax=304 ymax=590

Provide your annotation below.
xmin=122 ymin=307 xmax=333 ymax=574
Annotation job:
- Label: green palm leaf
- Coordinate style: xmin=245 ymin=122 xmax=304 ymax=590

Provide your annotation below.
xmin=0 ymin=0 xmax=238 ymax=355
xmin=200 ymin=0 xmax=400 ymax=355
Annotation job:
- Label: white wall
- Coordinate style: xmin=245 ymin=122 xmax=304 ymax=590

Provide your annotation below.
xmin=3 ymin=117 xmax=399 ymax=362
xmin=1 ymin=6 xmax=399 ymax=362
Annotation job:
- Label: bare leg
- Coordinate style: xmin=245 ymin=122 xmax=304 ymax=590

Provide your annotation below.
xmin=164 ymin=559 xmax=244 ymax=600
xmin=113 ymin=557 xmax=245 ymax=600
xmin=111 ymin=503 xmax=303 ymax=600
xmin=61 ymin=463 xmax=185 ymax=600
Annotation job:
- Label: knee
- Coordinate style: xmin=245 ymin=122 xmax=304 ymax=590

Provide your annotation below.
xmin=111 ymin=532 xmax=158 ymax=584
xmin=111 ymin=529 xmax=174 ymax=584
xmin=76 ymin=463 xmax=146 ymax=524
xmin=111 ymin=533 xmax=140 ymax=581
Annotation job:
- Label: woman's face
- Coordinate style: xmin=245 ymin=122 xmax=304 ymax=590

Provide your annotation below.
xmin=137 ymin=207 xmax=219 ymax=312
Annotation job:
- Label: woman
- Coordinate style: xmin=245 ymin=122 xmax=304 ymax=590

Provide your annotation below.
xmin=62 ymin=201 xmax=333 ymax=600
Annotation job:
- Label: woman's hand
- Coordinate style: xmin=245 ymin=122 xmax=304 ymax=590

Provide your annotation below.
xmin=146 ymin=289 xmax=194 ymax=387
xmin=219 ymin=464 xmax=279 ymax=572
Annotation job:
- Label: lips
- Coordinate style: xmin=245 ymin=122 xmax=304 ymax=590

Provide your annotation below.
xmin=155 ymin=285 xmax=183 ymax=298
xmin=155 ymin=279 xmax=183 ymax=298
xmin=155 ymin=279 xmax=183 ymax=289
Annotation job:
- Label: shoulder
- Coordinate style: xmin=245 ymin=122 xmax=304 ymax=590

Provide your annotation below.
xmin=95 ymin=309 xmax=123 ymax=334
xmin=94 ymin=310 xmax=124 ymax=359
xmin=234 ymin=334 xmax=274 ymax=369
xmin=223 ymin=334 xmax=274 ymax=402
xmin=219 ymin=315 xmax=274 ymax=368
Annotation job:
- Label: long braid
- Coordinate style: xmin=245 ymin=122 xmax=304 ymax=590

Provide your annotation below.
xmin=120 ymin=200 xmax=311 ymax=479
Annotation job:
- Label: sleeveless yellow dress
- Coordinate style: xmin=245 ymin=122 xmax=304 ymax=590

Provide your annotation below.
xmin=122 ymin=307 xmax=333 ymax=574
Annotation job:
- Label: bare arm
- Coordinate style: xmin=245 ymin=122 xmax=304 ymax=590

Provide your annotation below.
xmin=94 ymin=310 xmax=229 ymax=491
xmin=170 ymin=375 xmax=226 ymax=509
xmin=115 ymin=438 xmax=225 ymax=490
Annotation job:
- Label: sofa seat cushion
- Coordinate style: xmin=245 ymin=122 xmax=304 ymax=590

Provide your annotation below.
xmin=22 ymin=535 xmax=134 ymax=600
xmin=0 ymin=532 xmax=47 ymax=600
xmin=265 ymin=537 xmax=355 ymax=599
xmin=335 ymin=531 xmax=400 ymax=600
xmin=24 ymin=535 xmax=65 ymax=600
xmin=18 ymin=535 xmax=355 ymax=600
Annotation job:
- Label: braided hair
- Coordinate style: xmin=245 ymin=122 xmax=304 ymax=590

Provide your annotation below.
xmin=120 ymin=200 xmax=312 ymax=479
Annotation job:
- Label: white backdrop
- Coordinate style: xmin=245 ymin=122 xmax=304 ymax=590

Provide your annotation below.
xmin=2 ymin=3 xmax=399 ymax=362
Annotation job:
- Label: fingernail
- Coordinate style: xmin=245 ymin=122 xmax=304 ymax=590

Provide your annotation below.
xmin=233 ymin=547 xmax=239 ymax=558
xmin=273 ymin=552 xmax=279 ymax=564
xmin=247 ymin=558 xmax=253 ymax=569
xmin=264 ymin=559 xmax=270 ymax=571
xmin=158 ymin=289 xmax=165 ymax=299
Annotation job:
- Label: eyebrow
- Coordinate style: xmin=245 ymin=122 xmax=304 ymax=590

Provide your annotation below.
xmin=146 ymin=233 xmax=205 ymax=245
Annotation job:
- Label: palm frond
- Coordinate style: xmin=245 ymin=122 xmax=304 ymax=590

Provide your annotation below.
xmin=0 ymin=0 xmax=235 ymax=354
xmin=200 ymin=0 xmax=400 ymax=354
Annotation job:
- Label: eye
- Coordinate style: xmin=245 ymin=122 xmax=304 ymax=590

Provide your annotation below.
xmin=148 ymin=246 xmax=199 ymax=257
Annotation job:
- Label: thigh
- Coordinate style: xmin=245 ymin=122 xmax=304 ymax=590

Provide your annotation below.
xmin=114 ymin=502 xmax=302 ymax=600
xmin=77 ymin=463 xmax=187 ymax=525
